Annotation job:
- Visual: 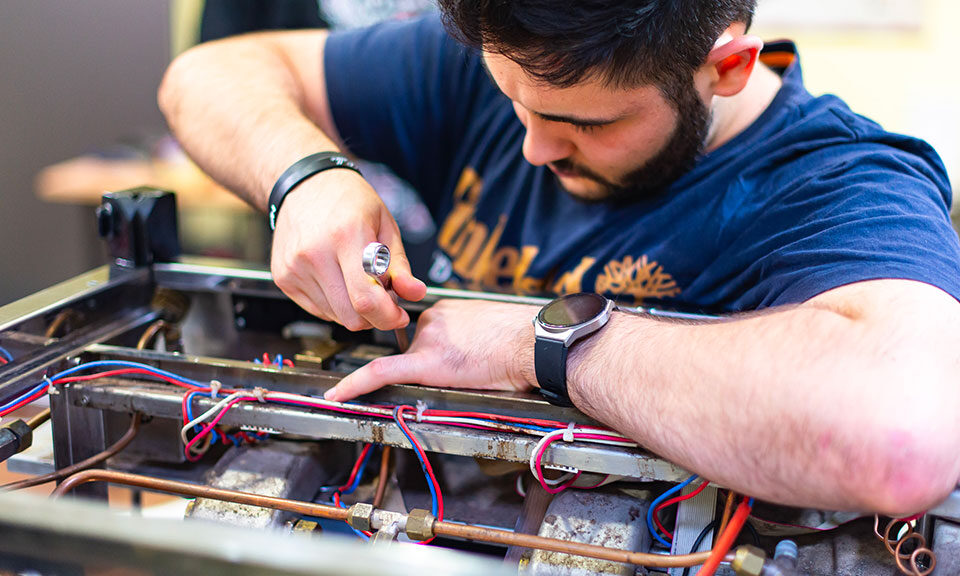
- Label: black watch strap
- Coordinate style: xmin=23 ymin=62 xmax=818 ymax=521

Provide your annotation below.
xmin=535 ymin=336 xmax=573 ymax=407
xmin=268 ymin=152 xmax=361 ymax=231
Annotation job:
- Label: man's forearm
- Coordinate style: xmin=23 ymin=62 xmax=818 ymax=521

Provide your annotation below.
xmin=158 ymin=31 xmax=338 ymax=209
xmin=559 ymin=281 xmax=960 ymax=514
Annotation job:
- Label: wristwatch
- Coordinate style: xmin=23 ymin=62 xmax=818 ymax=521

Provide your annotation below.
xmin=534 ymin=292 xmax=615 ymax=406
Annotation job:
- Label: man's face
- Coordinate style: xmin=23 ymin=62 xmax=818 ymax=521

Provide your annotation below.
xmin=483 ymin=53 xmax=710 ymax=203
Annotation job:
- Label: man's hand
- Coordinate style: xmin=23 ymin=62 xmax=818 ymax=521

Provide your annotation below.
xmin=324 ymin=299 xmax=539 ymax=402
xmin=270 ymin=169 xmax=427 ymax=331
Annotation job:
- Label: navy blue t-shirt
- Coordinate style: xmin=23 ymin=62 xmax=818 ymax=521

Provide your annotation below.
xmin=325 ymin=15 xmax=960 ymax=313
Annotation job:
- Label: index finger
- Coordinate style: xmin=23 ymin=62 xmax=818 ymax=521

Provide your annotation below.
xmin=324 ymin=352 xmax=421 ymax=402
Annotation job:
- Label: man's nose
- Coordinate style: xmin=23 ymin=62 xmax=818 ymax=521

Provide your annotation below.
xmin=521 ymin=118 xmax=574 ymax=167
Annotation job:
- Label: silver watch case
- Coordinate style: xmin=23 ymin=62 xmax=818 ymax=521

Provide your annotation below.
xmin=534 ymin=296 xmax=615 ymax=347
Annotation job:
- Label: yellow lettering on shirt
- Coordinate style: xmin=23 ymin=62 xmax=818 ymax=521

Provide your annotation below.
xmin=436 ymin=167 xmax=682 ymax=304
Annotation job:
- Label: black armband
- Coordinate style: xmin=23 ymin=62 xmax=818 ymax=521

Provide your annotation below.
xmin=268 ymin=152 xmax=361 ymax=231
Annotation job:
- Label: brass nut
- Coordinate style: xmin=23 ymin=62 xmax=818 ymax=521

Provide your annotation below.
xmin=731 ymin=545 xmax=766 ymax=576
xmin=346 ymin=503 xmax=374 ymax=532
xmin=405 ymin=508 xmax=436 ymax=541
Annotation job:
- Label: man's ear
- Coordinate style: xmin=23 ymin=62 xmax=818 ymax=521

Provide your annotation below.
xmin=705 ymin=33 xmax=764 ymax=97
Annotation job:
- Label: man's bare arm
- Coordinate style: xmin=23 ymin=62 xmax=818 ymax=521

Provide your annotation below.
xmin=159 ymin=31 xmax=339 ymax=208
xmin=561 ymin=279 xmax=960 ymax=515
xmin=159 ymin=32 xmax=426 ymax=330
xmin=328 ymin=279 xmax=960 ymax=515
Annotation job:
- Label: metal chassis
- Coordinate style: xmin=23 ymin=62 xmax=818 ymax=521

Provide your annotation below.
xmin=3 ymin=256 xmax=959 ymax=559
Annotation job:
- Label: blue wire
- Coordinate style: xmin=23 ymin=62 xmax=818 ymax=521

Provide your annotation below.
xmin=647 ymin=474 xmax=699 ymax=548
xmin=48 ymin=360 xmax=207 ymax=388
xmin=493 ymin=421 xmax=555 ymax=434
xmin=392 ymin=408 xmax=440 ymax=518
xmin=0 ymin=346 xmax=13 ymax=362
xmin=0 ymin=381 xmax=47 ymax=412
xmin=341 ymin=446 xmax=374 ymax=496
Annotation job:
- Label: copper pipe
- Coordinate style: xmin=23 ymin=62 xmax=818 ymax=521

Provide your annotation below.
xmin=51 ymin=469 xmax=349 ymax=523
xmin=372 ymin=446 xmax=392 ymax=508
xmin=44 ymin=309 xmax=78 ymax=339
xmin=49 ymin=469 xmax=716 ymax=568
xmin=1 ymin=413 xmax=141 ymax=491
xmin=26 ymin=408 xmax=51 ymax=430
xmin=136 ymin=319 xmax=169 ymax=350
xmin=433 ymin=521 xmax=715 ymax=568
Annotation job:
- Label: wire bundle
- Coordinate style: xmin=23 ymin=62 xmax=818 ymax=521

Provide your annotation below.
xmin=529 ymin=428 xmax=635 ymax=493
xmin=3 ymin=359 xmax=635 ymax=467
xmin=2 ymin=359 xmax=640 ymax=543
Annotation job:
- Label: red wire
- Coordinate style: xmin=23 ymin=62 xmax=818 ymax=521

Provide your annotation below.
xmin=653 ymin=480 xmax=710 ymax=540
xmin=338 ymin=444 xmax=373 ymax=492
xmin=395 ymin=406 xmax=445 ymax=524
xmin=0 ymin=357 xmax=7 ymax=365
xmin=0 ymin=387 xmax=48 ymax=418
xmin=696 ymin=498 xmax=753 ymax=576
xmin=184 ymin=395 xmax=250 ymax=461
xmin=57 ymin=368 xmax=209 ymax=391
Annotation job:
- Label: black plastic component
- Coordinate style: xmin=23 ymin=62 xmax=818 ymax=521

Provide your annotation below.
xmin=96 ymin=187 xmax=180 ymax=270
xmin=0 ymin=419 xmax=33 ymax=464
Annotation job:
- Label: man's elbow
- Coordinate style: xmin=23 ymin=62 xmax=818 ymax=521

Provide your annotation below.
xmin=157 ymin=45 xmax=205 ymax=124
xmin=846 ymin=388 xmax=959 ymax=516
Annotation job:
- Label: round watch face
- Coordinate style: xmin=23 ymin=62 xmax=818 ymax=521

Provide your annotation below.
xmin=538 ymin=293 xmax=608 ymax=329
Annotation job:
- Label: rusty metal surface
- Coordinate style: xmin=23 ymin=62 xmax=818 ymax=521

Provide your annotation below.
xmin=66 ymin=377 xmax=688 ymax=481
xmin=187 ymin=440 xmax=327 ymax=530
xmin=524 ymin=489 xmax=650 ymax=576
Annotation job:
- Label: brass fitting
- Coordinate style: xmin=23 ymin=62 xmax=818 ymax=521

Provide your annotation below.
xmin=405 ymin=508 xmax=436 ymax=541
xmin=731 ymin=545 xmax=767 ymax=576
xmin=346 ymin=503 xmax=374 ymax=532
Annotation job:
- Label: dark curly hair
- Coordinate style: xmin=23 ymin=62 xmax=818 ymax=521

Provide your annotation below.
xmin=438 ymin=0 xmax=756 ymax=105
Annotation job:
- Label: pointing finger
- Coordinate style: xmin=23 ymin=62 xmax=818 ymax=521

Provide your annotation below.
xmin=324 ymin=353 xmax=423 ymax=402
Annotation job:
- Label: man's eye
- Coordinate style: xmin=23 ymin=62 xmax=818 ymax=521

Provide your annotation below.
xmin=574 ymin=124 xmax=601 ymax=134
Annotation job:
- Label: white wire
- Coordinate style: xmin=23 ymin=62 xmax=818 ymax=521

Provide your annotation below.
xmin=528 ymin=428 xmax=638 ymax=485
xmin=178 ymin=388 xmax=638 ymax=474
xmin=179 ymin=391 xmax=247 ymax=445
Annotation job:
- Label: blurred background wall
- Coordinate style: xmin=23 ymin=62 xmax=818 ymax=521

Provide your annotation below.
xmin=0 ymin=0 xmax=957 ymax=307
xmin=0 ymin=2 xmax=169 ymax=304
xmin=752 ymin=0 xmax=959 ymax=200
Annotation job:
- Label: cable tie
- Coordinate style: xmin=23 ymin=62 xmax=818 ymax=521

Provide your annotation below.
xmin=208 ymin=380 xmax=222 ymax=398
xmin=415 ymin=400 xmax=428 ymax=423
xmin=43 ymin=375 xmax=55 ymax=393
xmin=563 ymin=422 xmax=575 ymax=443
xmin=542 ymin=463 xmax=579 ymax=474
xmin=251 ymin=387 xmax=267 ymax=403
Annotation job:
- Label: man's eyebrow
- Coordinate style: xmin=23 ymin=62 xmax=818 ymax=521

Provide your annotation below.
xmin=532 ymin=110 xmax=621 ymax=127
xmin=480 ymin=56 xmax=624 ymax=127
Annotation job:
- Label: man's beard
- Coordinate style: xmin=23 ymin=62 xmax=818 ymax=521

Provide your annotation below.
xmin=551 ymin=81 xmax=710 ymax=204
